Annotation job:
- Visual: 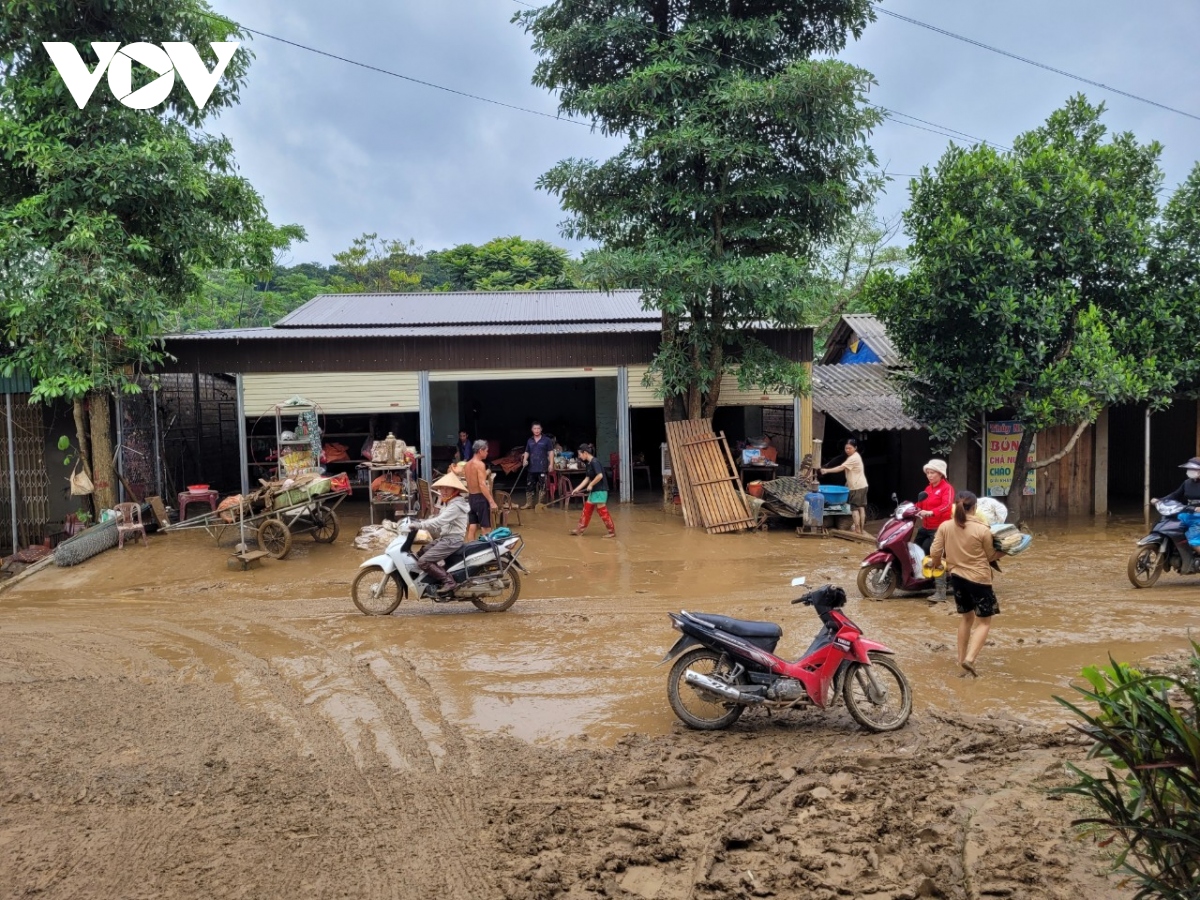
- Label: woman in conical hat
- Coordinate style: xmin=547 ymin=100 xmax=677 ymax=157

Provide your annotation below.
xmin=411 ymin=473 xmax=470 ymax=597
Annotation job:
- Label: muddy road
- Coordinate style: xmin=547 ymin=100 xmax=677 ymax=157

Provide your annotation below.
xmin=3 ymin=504 xmax=1197 ymax=899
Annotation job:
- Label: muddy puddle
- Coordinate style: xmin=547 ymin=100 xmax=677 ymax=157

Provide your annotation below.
xmin=6 ymin=502 xmax=1199 ymax=743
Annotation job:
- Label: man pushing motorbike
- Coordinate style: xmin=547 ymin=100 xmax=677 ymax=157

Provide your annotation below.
xmin=410 ymin=473 xmax=470 ymax=598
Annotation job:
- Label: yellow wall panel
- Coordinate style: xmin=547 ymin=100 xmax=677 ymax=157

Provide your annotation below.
xmin=243 ymin=372 xmax=419 ymax=415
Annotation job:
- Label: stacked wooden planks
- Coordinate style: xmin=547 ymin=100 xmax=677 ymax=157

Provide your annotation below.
xmin=664 ymin=419 xmax=755 ymax=534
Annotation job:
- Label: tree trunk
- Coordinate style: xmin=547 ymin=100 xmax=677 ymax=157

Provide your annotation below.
xmin=72 ymin=398 xmax=94 ymax=518
xmin=1005 ymin=425 xmax=1037 ymax=525
xmin=88 ymin=391 xmax=117 ymax=510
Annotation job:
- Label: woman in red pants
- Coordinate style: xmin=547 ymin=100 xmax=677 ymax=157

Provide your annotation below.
xmin=569 ymin=443 xmax=615 ymax=538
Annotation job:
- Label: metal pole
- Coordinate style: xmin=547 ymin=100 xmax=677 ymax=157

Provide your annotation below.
xmin=6 ymin=393 xmax=17 ymax=554
xmin=792 ymin=396 xmax=802 ymax=474
xmin=152 ymin=384 xmax=162 ymax=498
xmin=236 ymin=374 xmax=249 ymax=552
xmin=115 ymin=393 xmax=125 ymax=504
xmin=1144 ymin=406 xmax=1152 ymax=532
xmin=418 ymin=371 xmax=432 ymax=483
xmin=617 ymin=367 xmax=631 ymax=503
xmin=980 ymin=413 xmax=988 ymax=496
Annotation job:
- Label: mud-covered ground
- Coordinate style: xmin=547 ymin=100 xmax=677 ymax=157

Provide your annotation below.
xmin=3 ymin=502 xmax=1198 ymax=899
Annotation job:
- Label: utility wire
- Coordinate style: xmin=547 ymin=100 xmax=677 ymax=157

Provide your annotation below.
xmin=199 ymin=10 xmax=591 ymax=127
xmin=876 ymin=8 xmax=1200 ymax=124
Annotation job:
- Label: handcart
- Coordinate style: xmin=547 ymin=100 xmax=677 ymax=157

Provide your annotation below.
xmin=164 ymin=486 xmax=349 ymax=559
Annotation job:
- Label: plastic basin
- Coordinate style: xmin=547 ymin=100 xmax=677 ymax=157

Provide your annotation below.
xmin=817 ymin=484 xmax=850 ymax=504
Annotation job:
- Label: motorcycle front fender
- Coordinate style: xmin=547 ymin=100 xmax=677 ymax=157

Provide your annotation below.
xmin=861 ymin=550 xmax=893 ymax=567
xmin=851 ymin=638 xmax=895 ymax=664
xmin=360 ymin=554 xmax=395 ymax=574
xmin=1137 ymin=534 xmax=1165 ymax=547
xmin=657 ymin=634 xmax=700 ymax=666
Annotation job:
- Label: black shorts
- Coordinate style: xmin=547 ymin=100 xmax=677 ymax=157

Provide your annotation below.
xmin=950 ymin=574 xmax=1000 ymax=618
xmin=467 ymin=493 xmax=491 ymax=528
xmin=848 ymin=488 xmax=868 ymax=509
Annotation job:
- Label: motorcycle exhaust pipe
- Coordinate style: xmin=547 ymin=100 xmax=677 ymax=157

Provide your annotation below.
xmin=684 ymin=671 xmax=762 ymax=705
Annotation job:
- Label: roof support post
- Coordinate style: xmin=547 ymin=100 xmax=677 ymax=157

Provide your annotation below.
xmin=617 ymin=367 xmax=631 ymax=502
xmin=418 ymin=371 xmax=432 ymax=484
xmin=236 ymin=374 xmax=249 ymax=497
xmin=115 ymin=393 xmax=125 ymax=504
xmin=6 ymin=392 xmax=18 ymax=554
xmin=793 ymin=395 xmax=802 ymax=474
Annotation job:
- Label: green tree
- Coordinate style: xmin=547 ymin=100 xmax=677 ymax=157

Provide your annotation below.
xmin=0 ymin=0 xmax=287 ymax=508
xmin=517 ymin=0 xmax=882 ymax=420
xmin=329 ymin=233 xmax=426 ymax=293
xmin=865 ymin=97 xmax=1173 ymax=521
xmin=428 ymin=236 xmax=580 ymax=291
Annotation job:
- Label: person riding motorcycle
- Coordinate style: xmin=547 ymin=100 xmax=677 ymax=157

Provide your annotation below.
xmin=410 ymin=473 xmax=470 ymax=597
xmin=914 ymin=459 xmax=955 ymax=602
xmin=1159 ymin=456 xmax=1200 ymax=507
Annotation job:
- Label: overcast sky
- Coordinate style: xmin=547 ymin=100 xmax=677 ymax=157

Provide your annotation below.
xmin=207 ymin=0 xmax=1200 ymax=266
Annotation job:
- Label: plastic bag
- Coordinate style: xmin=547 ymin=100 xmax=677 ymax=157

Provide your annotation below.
xmin=69 ymin=461 xmax=94 ymax=496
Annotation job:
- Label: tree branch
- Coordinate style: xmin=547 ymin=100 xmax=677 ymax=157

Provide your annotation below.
xmin=1029 ymin=419 xmax=1091 ymax=470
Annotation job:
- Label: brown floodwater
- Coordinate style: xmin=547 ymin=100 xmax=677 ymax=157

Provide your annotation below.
xmin=6 ymin=501 xmax=1200 ymax=744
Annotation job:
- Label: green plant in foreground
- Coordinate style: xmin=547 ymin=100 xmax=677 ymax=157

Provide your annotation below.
xmin=1054 ymin=646 xmax=1200 ymax=899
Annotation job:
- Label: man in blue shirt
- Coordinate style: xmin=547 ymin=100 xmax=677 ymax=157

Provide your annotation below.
xmin=521 ymin=421 xmax=555 ymax=509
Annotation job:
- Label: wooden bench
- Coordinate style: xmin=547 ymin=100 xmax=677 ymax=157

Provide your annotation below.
xmin=227 ymin=549 xmax=268 ymax=571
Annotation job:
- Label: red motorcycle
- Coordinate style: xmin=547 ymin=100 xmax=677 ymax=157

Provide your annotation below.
xmin=857 ymin=497 xmax=935 ymax=600
xmin=661 ymin=580 xmax=912 ymax=732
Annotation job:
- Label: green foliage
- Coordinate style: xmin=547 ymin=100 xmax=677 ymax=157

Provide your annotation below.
xmin=429 ymin=236 xmax=580 ymax=291
xmin=1055 ymin=648 xmax=1200 ymax=899
xmin=517 ymin=0 xmax=882 ymax=419
xmin=329 ymin=233 xmax=426 ymax=293
xmin=0 ymin=0 xmax=294 ymax=399
xmin=866 ymin=98 xmax=1182 ymax=481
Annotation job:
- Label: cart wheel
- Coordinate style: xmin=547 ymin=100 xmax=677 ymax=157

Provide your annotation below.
xmin=257 ymin=517 xmax=293 ymax=559
xmin=311 ymin=507 xmax=340 ymax=543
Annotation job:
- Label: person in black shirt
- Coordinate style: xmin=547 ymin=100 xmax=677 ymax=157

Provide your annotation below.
xmin=521 ymin=421 xmax=555 ymax=509
xmin=569 ymin=443 xmax=615 ymax=538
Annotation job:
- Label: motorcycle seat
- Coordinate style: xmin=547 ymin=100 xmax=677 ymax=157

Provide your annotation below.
xmin=690 ymin=613 xmax=782 ymax=641
xmin=438 ymin=538 xmax=496 ymax=568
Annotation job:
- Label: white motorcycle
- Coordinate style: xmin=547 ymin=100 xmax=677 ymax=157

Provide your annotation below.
xmin=352 ymin=520 xmax=528 ymax=614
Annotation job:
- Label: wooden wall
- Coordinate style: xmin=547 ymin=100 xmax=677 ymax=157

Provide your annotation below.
xmin=1029 ymin=423 xmax=1095 ymax=517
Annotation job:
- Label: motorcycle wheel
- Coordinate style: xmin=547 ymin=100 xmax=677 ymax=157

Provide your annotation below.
xmin=857 ymin=563 xmax=898 ymax=600
xmin=666 ymin=648 xmax=746 ymax=731
xmin=842 ymin=653 xmax=912 ymax=732
xmin=470 ymin=569 xmax=521 ymax=612
xmin=1127 ymin=545 xmax=1164 ymax=589
xmin=351 ymin=566 xmax=404 ymax=615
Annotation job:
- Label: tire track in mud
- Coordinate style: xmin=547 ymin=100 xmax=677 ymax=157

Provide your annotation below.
xmin=152 ymin=614 xmax=497 ymax=900
xmin=217 ymin=613 xmax=495 ymax=899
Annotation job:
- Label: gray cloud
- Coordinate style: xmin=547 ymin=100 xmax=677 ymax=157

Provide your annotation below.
xmin=210 ymin=0 xmax=1200 ymax=265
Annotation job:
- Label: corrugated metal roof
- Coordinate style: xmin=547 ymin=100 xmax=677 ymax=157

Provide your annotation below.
xmin=169 ymin=320 xmax=665 ymax=340
xmin=820 ymin=313 xmax=904 ymax=367
xmin=0 ymin=368 xmax=33 ymax=394
xmin=811 ymin=363 xmax=923 ymax=431
xmin=276 ymin=289 xmax=652 ymax=328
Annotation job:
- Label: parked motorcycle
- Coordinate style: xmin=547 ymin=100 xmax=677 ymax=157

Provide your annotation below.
xmin=857 ymin=495 xmax=933 ymax=600
xmin=352 ymin=520 xmax=528 ymax=614
xmin=1128 ymin=499 xmax=1200 ymax=588
xmin=661 ymin=579 xmax=912 ymax=732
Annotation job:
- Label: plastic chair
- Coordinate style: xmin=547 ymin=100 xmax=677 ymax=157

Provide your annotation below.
xmin=607 ymin=453 xmax=653 ymax=492
xmin=493 ymin=490 xmax=521 ymax=527
xmin=115 ymin=502 xmax=148 ymax=549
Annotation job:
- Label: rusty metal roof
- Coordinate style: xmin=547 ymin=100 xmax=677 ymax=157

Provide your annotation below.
xmin=820 ymin=313 xmax=904 ymax=367
xmin=811 ymin=363 xmax=923 ymax=431
xmin=172 ymin=321 xmax=663 ymax=340
xmin=275 ymin=289 xmax=652 ymax=328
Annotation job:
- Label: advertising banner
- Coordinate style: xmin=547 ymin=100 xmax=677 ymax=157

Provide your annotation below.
xmin=985 ymin=421 xmax=1037 ymax=497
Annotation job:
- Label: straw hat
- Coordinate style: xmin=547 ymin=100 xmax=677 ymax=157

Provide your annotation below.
xmin=431 ymin=473 xmax=468 ymax=493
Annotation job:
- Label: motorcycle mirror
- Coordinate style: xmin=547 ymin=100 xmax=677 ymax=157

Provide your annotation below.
xmin=790 ymin=577 xmax=806 ymax=587
xmin=917 ymin=491 xmax=928 ymax=502
xmin=890 ymin=492 xmax=898 ymax=503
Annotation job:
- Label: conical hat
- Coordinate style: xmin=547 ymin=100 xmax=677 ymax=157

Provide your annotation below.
xmin=431 ymin=473 xmax=468 ymax=492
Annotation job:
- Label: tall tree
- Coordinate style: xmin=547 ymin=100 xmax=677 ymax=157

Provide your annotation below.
xmin=865 ymin=97 xmax=1174 ymax=521
xmin=0 ymin=0 xmax=285 ymax=508
xmin=517 ymin=0 xmax=882 ymax=420
xmin=329 ymin=233 xmax=426 ymax=293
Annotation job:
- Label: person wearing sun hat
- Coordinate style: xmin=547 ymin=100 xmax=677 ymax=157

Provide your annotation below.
xmin=1160 ymin=456 xmax=1200 ymax=507
xmin=914 ymin=458 xmax=955 ymax=602
xmin=410 ymin=472 xmax=470 ymax=597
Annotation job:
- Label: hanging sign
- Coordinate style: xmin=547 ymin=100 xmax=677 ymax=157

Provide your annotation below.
xmin=985 ymin=421 xmax=1037 ymax=497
